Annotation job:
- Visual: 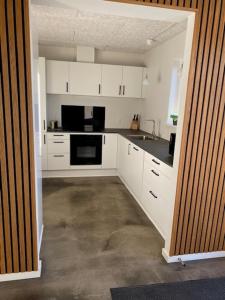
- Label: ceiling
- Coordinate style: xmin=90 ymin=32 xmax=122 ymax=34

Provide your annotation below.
xmin=31 ymin=1 xmax=187 ymax=54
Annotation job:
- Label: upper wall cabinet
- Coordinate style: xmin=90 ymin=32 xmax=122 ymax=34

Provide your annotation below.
xmin=69 ymin=62 xmax=102 ymax=96
xmin=101 ymin=65 xmax=144 ymax=98
xmin=101 ymin=65 xmax=123 ymax=97
xmin=122 ymin=66 xmax=143 ymax=98
xmin=46 ymin=60 xmax=69 ymax=94
xmin=46 ymin=59 xmax=144 ymax=98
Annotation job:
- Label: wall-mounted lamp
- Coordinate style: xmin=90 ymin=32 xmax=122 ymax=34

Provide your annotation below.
xmin=143 ymin=72 xmax=149 ymax=86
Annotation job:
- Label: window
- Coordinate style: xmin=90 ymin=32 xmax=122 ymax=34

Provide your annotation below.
xmin=167 ymin=59 xmax=183 ymax=125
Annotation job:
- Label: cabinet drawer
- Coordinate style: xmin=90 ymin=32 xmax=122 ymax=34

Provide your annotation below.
xmin=47 ymin=154 xmax=70 ymax=170
xmin=47 ymin=133 xmax=69 ymax=140
xmin=47 ymin=139 xmax=70 ymax=154
xmin=144 ymin=152 xmax=174 ymax=179
xmin=142 ymin=182 xmax=167 ymax=238
xmin=143 ymin=162 xmax=171 ymax=201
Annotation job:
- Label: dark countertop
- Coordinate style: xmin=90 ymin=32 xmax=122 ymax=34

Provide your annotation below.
xmin=47 ymin=128 xmax=174 ymax=167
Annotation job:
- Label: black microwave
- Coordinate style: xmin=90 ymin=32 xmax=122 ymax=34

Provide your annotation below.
xmin=61 ymin=105 xmax=105 ymax=132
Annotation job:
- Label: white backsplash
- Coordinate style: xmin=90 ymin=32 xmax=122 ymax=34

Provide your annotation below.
xmin=47 ymin=94 xmax=144 ymax=129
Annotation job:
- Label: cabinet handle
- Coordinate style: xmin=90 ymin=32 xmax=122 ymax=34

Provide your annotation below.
xmin=133 ymin=146 xmax=139 ymax=151
xmin=43 ymin=120 xmax=46 ymax=131
xmin=54 ymin=155 xmax=64 ymax=158
xmin=53 ymin=141 xmax=64 ymax=144
xmin=151 ymin=169 xmax=159 ymax=177
xmin=66 ymin=82 xmax=69 ymax=93
xmin=44 ymin=134 xmax=46 ymax=145
xmin=152 ymin=158 xmax=160 ymax=165
xmin=98 ymin=84 xmax=101 ymax=95
xmin=103 ymin=135 xmax=106 ymax=145
xmin=119 ymin=85 xmax=121 ymax=95
xmin=53 ymin=134 xmax=64 ymax=137
xmin=128 ymin=144 xmax=131 ymax=155
xmin=123 ymin=85 xmax=125 ymax=96
xmin=149 ymin=191 xmax=158 ymax=199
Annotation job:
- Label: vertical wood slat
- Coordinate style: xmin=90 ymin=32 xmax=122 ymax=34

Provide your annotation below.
xmin=7 ymin=0 xmax=26 ymax=272
xmin=0 ymin=0 xmax=20 ymax=273
xmin=0 ymin=53 xmax=13 ymax=274
xmin=114 ymin=0 xmax=225 ymax=256
xmin=15 ymin=0 xmax=33 ymax=272
xmin=23 ymin=0 xmax=38 ymax=271
xmin=0 ymin=0 xmax=38 ymax=274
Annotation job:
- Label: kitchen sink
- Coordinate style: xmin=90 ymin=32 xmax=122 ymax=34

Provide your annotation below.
xmin=128 ymin=135 xmax=159 ymax=141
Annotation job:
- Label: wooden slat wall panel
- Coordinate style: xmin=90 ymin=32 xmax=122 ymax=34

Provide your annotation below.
xmin=0 ymin=0 xmax=38 ymax=274
xmin=111 ymin=0 xmax=225 ymax=255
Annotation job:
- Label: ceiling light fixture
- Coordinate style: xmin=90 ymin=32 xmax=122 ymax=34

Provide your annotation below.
xmin=146 ymin=39 xmax=155 ymax=46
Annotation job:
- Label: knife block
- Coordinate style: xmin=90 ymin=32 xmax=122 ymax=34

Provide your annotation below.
xmin=130 ymin=119 xmax=140 ymax=130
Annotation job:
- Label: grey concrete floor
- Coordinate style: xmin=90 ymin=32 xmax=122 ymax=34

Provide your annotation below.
xmin=1 ymin=177 xmax=225 ymax=300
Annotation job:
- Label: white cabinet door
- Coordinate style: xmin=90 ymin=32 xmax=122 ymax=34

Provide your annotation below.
xmin=129 ymin=144 xmax=144 ymax=199
xmin=102 ymin=134 xmax=118 ymax=169
xmin=46 ymin=60 xmax=69 ymax=94
xmin=69 ymin=62 xmax=102 ymax=96
xmin=38 ymin=57 xmax=47 ymax=132
xmin=117 ymin=136 xmax=128 ymax=180
xmin=41 ymin=133 xmax=48 ymax=171
xmin=101 ymin=65 xmax=123 ymax=97
xmin=122 ymin=66 xmax=143 ymax=98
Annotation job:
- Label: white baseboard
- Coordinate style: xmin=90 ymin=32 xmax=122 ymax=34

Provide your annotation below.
xmin=38 ymin=225 xmax=44 ymax=256
xmin=0 ymin=260 xmax=42 ymax=282
xmin=42 ymin=169 xmax=118 ymax=178
xmin=162 ymin=248 xmax=225 ymax=263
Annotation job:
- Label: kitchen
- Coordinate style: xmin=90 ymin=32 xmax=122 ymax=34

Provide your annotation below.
xmin=32 ymin=0 xmax=195 ymax=263
xmin=2 ymin=0 xmax=225 ymax=298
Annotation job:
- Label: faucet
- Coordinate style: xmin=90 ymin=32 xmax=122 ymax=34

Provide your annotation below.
xmin=145 ymin=119 xmax=156 ymax=138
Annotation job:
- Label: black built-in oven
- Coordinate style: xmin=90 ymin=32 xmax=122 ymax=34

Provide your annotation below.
xmin=70 ymin=135 xmax=102 ymax=165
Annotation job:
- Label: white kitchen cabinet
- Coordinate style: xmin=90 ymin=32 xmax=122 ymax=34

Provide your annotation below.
xmin=141 ymin=154 xmax=174 ymax=238
xmin=122 ymin=66 xmax=143 ymax=98
xmin=38 ymin=57 xmax=48 ymax=171
xmin=117 ymin=136 xmax=144 ymax=199
xmin=38 ymin=57 xmax=47 ymax=132
xmin=47 ymin=133 xmax=70 ymax=171
xmin=101 ymin=65 xmax=123 ymax=97
xmin=128 ymin=144 xmax=144 ymax=199
xmin=69 ymin=62 xmax=102 ymax=96
xmin=46 ymin=60 xmax=69 ymax=94
xmin=102 ymin=134 xmax=118 ymax=169
xmin=48 ymin=154 xmax=70 ymax=170
xmin=47 ymin=139 xmax=70 ymax=154
xmin=117 ymin=135 xmax=131 ymax=182
xmin=46 ymin=59 xmax=144 ymax=98
xmin=41 ymin=133 xmax=48 ymax=171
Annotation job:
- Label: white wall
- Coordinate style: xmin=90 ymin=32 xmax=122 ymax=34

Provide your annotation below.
xmin=141 ymin=31 xmax=186 ymax=140
xmin=47 ymin=94 xmax=143 ymax=129
xmin=39 ymin=45 xmax=145 ymax=66
xmin=30 ymin=9 xmax=43 ymax=257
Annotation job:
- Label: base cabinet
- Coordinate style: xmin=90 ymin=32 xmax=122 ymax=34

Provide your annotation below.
xmin=117 ymin=136 xmax=144 ymax=199
xmin=117 ymin=135 xmax=174 ymax=240
xmin=102 ymin=134 xmax=118 ymax=169
xmin=45 ymin=133 xmax=118 ymax=171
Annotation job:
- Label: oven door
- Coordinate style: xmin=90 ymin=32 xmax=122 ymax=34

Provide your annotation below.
xmin=70 ymin=135 xmax=102 ymax=165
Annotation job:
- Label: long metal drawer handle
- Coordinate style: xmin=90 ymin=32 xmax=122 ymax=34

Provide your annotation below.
xmin=152 ymin=159 xmax=160 ymax=165
xmin=133 ymin=146 xmax=139 ymax=151
xmin=149 ymin=191 xmax=158 ymax=199
xmin=53 ymin=135 xmax=64 ymax=137
xmin=151 ymin=169 xmax=159 ymax=176
xmin=53 ymin=141 xmax=64 ymax=144
xmin=53 ymin=155 xmax=64 ymax=158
